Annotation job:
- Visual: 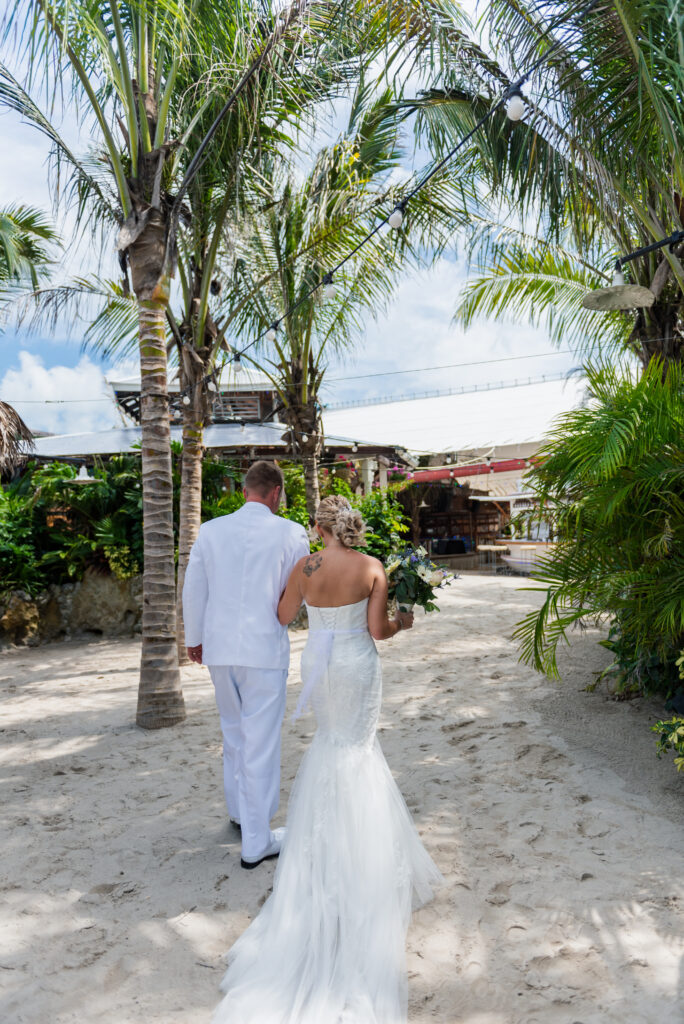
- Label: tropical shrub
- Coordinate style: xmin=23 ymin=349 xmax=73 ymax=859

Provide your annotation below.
xmin=651 ymin=717 xmax=684 ymax=772
xmin=354 ymin=487 xmax=409 ymax=561
xmin=514 ymin=361 xmax=684 ymax=698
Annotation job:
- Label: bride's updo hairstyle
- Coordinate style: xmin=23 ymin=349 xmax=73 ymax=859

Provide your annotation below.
xmin=316 ymin=495 xmax=366 ymax=548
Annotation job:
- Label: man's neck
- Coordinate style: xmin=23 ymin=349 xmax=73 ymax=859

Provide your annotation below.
xmin=245 ymin=496 xmax=274 ymax=513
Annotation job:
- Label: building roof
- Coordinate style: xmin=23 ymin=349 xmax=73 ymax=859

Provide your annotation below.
xmin=107 ymin=364 xmax=274 ymax=394
xmin=323 ymin=377 xmax=585 ymax=452
xmin=31 ymin=422 xmax=287 ymax=459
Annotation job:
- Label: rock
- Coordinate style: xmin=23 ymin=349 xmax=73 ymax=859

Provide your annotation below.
xmin=67 ymin=568 xmax=142 ymax=636
xmin=0 ymin=592 xmax=40 ymax=645
xmin=0 ymin=572 xmax=143 ymax=647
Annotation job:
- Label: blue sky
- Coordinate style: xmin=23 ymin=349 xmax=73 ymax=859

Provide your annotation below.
xmin=0 ymin=9 xmax=583 ymax=447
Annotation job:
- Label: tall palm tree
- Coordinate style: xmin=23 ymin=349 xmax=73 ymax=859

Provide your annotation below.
xmin=0 ymin=0 xmax=359 ymax=726
xmin=227 ymin=86 xmax=465 ymax=517
xmin=413 ymin=0 xmax=684 ymax=369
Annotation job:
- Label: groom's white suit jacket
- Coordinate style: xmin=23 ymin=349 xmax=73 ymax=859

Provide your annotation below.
xmin=182 ymin=501 xmax=309 ymax=668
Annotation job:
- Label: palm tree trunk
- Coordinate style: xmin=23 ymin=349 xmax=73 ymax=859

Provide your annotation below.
xmin=302 ymin=448 xmax=320 ymax=522
xmin=176 ymin=402 xmax=204 ymax=664
xmin=136 ymin=296 xmax=186 ymax=729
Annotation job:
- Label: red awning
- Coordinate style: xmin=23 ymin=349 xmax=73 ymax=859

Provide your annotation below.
xmin=412 ymin=458 xmax=533 ymax=482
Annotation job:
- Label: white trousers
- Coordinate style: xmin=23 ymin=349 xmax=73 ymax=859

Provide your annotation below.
xmin=208 ymin=665 xmax=287 ymax=859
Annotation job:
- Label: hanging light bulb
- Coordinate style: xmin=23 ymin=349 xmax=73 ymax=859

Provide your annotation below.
xmin=182 ymin=395 xmax=191 ymax=406
xmin=388 ymin=203 xmax=404 ymax=230
xmin=612 ymin=264 xmax=625 ymax=287
xmin=207 ymin=379 xmax=217 ymax=392
xmin=265 ymin=323 xmax=278 ymax=343
xmin=351 ymin=442 xmax=358 ymax=453
xmin=322 ymin=272 xmax=336 ymax=300
xmin=233 ymin=354 xmax=243 ymax=373
xmin=301 ymin=433 xmax=308 ymax=442
xmin=505 ymin=88 xmax=526 ymax=122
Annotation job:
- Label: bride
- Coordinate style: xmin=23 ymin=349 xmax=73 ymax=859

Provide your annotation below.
xmin=212 ymin=494 xmax=442 ymax=1024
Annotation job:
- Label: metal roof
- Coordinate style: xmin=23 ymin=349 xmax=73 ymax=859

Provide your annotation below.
xmin=107 ymin=364 xmax=274 ymax=394
xmin=31 ymin=422 xmax=287 ymax=459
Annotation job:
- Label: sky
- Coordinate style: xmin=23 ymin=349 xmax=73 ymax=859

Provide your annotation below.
xmin=0 ymin=5 xmax=585 ymax=451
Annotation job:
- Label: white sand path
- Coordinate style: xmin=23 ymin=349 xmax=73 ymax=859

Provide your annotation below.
xmin=1 ymin=575 xmax=682 ymax=1023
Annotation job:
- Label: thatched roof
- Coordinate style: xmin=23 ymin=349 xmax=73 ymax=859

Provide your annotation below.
xmin=0 ymin=401 xmax=34 ymax=473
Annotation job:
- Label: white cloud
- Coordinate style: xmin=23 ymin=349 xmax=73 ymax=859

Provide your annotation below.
xmin=0 ymin=352 xmax=119 ymax=435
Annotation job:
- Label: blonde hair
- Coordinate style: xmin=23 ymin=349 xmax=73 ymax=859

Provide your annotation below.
xmin=316 ymin=495 xmax=366 ymax=548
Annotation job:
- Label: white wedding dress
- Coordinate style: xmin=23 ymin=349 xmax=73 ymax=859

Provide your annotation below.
xmin=212 ymin=598 xmax=442 ymax=1024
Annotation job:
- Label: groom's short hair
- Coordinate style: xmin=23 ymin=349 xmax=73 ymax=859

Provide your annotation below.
xmin=243 ymin=460 xmax=284 ymax=497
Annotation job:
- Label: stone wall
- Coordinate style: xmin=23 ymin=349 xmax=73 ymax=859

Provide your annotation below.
xmin=0 ymin=569 xmax=143 ymax=647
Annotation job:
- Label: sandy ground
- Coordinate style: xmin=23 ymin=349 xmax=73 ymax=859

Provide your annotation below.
xmin=1 ymin=575 xmax=683 ymax=1024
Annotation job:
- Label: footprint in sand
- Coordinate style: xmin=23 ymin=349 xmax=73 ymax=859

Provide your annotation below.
xmin=577 ymin=820 xmax=611 ymax=839
xmin=485 ymin=882 xmax=511 ymax=906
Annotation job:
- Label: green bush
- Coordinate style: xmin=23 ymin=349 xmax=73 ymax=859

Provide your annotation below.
xmin=1 ymin=454 xmax=411 ymax=596
xmin=514 ymin=360 xmax=684 ymax=697
xmin=651 ymin=717 xmax=684 ymax=771
xmin=353 ymin=487 xmax=409 ymax=561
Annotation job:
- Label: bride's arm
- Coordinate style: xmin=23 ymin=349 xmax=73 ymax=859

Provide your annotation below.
xmin=277 ymin=558 xmax=306 ymax=625
xmin=367 ymin=561 xmax=413 ymax=641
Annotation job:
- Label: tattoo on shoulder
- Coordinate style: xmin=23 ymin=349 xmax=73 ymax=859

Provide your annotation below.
xmin=303 ymin=553 xmax=323 ymax=577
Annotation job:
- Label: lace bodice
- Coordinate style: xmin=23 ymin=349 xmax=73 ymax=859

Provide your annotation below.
xmin=301 ymin=598 xmax=381 ymax=747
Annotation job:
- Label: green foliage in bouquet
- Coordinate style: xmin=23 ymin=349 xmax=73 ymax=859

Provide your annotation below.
xmin=385 ymin=545 xmax=454 ymax=612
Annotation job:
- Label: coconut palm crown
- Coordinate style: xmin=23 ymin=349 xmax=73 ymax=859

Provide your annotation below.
xmin=412 ymin=0 xmax=684 ymax=368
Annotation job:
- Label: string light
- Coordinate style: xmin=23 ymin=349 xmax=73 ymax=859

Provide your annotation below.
xmin=207 ymin=380 xmax=217 ymax=392
xmin=233 ymin=354 xmax=243 ymax=373
xmin=322 ymin=272 xmax=336 ymax=300
xmin=182 ymin=395 xmax=191 ymax=406
xmin=388 ymin=202 xmax=405 ymax=230
xmin=505 ymin=88 xmax=526 ymax=121
xmin=265 ymin=324 xmax=278 ymax=343
xmin=612 ymin=263 xmax=625 ymax=287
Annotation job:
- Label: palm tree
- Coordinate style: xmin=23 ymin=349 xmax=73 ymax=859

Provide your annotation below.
xmin=0 ymin=204 xmax=57 ymax=473
xmin=0 ymin=0 xmax=358 ymax=726
xmin=413 ymin=0 xmax=684 ymax=369
xmin=227 ymin=87 xmax=463 ymax=517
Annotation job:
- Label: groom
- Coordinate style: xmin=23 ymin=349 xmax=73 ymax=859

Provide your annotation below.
xmin=182 ymin=460 xmax=309 ymax=868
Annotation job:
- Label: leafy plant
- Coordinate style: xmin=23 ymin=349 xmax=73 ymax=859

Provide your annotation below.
xmin=514 ymin=361 xmax=684 ymax=696
xmin=651 ymin=718 xmax=684 ymax=772
xmin=354 ymin=487 xmax=409 ymax=561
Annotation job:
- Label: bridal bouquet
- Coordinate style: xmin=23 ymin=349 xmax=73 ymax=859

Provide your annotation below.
xmin=385 ymin=545 xmax=455 ymax=613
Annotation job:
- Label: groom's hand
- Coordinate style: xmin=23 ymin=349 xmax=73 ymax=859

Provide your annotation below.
xmin=187 ymin=644 xmax=203 ymax=664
